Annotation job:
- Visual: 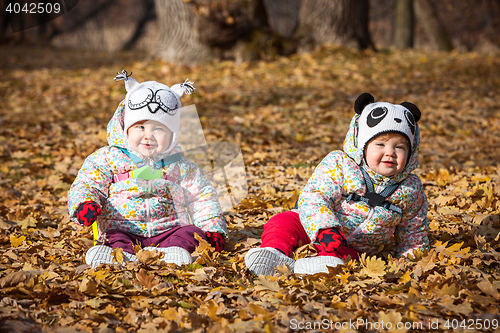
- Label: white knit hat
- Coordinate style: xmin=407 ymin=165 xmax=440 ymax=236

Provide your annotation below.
xmin=354 ymin=93 xmax=421 ymax=154
xmin=115 ymin=70 xmax=194 ymax=152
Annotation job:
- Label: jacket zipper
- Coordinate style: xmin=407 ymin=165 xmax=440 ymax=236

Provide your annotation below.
xmin=145 ymin=180 xmax=152 ymax=238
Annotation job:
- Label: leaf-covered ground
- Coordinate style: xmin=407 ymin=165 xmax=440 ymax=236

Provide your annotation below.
xmin=1 ymin=46 xmax=500 ymax=332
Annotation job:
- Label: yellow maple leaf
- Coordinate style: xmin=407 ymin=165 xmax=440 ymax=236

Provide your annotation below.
xmin=407 ymin=248 xmax=428 ymax=261
xmin=359 ymin=254 xmax=386 ymax=278
xmin=312 ymin=280 xmax=329 ymax=292
xmin=85 ymin=297 xmax=107 ymax=309
xmin=78 ymin=276 xmax=98 ymax=296
xmin=477 ymin=279 xmax=500 ymax=299
xmin=398 ymin=270 xmax=411 ymax=284
xmin=111 ymin=247 xmax=125 ymax=264
xmin=248 ymin=302 xmax=269 ymax=318
xmin=433 ymin=195 xmax=456 ymax=206
xmin=191 ymin=232 xmax=216 ymax=266
xmin=437 ymin=206 xmax=462 ymax=215
xmin=435 ymin=241 xmax=470 ymax=259
xmin=377 ymin=310 xmax=403 ymax=331
xmin=254 ymin=275 xmax=281 ymax=292
xmin=293 ymin=243 xmax=317 ymax=260
xmin=432 ymin=283 xmax=459 ymax=297
xmin=162 ymin=307 xmax=182 ymax=322
xmin=132 ymin=242 xmax=142 ymax=254
xmin=18 ymin=217 xmax=37 ymax=230
xmin=412 ymin=250 xmax=437 ymax=280
xmin=286 ymin=189 xmax=300 ymax=210
xmin=437 ymin=296 xmax=473 ymax=315
xmin=10 ymin=235 xmax=26 ymax=247
xmin=274 ymin=263 xmax=292 ymax=277
xmin=199 ymin=299 xmax=218 ymax=320
xmin=184 ymin=268 xmax=209 ymax=282
xmin=471 ymin=174 xmax=491 ymax=183
xmin=103 ymin=304 xmax=117 ymax=314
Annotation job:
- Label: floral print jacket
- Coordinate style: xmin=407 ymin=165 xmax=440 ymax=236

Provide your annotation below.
xmin=297 ymin=115 xmax=429 ymax=257
xmin=68 ymin=101 xmax=228 ymax=242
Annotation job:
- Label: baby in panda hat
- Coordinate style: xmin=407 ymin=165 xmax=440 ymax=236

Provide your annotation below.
xmin=68 ymin=71 xmax=227 ymax=268
xmin=245 ymin=93 xmax=430 ymax=275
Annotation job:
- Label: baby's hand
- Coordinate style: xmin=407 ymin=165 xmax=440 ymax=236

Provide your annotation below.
xmin=76 ymin=201 xmax=101 ymax=226
xmin=316 ymin=227 xmax=346 ymax=252
xmin=205 ymin=231 xmax=225 ymax=252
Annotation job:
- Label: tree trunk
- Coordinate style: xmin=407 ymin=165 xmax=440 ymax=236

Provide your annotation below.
xmin=394 ymin=0 xmax=414 ymax=50
xmin=0 ymin=0 xmax=13 ymax=43
xmin=154 ymin=0 xmax=270 ymax=63
xmin=153 ymin=0 xmax=374 ymax=63
xmin=262 ymin=0 xmax=300 ymax=38
xmin=414 ymin=0 xmax=453 ymax=51
xmin=122 ymin=0 xmax=156 ymax=51
xmin=153 ymin=0 xmax=213 ymax=63
xmin=297 ymin=0 xmax=375 ymax=52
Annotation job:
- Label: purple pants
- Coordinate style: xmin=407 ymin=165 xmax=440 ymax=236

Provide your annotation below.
xmin=105 ymin=225 xmax=207 ymax=255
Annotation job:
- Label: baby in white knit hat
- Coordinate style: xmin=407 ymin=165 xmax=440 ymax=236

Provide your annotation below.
xmin=68 ymin=71 xmax=228 ymax=269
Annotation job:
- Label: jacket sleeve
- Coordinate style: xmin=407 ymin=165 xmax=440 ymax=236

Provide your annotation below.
xmin=180 ymin=160 xmax=228 ymax=237
xmin=67 ymin=148 xmax=113 ymax=223
xmin=394 ymin=176 xmax=430 ymax=258
xmin=298 ymin=152 xmax=345 ymax=242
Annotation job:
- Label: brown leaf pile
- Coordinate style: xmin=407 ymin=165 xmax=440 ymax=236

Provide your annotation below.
xmin=0 ymin=45 xmax=500 ymax=332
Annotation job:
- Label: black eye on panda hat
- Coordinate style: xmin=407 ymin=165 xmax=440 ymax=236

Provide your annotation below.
xmin=354 ymin=92 xmax=421 ymax=154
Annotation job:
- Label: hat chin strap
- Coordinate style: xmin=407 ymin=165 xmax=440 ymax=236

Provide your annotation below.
xmin=154 ymin=133 xmax=178 ymax=159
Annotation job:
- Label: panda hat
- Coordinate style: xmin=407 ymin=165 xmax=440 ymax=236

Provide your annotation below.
xmin=115 ymin=70 xmax=194 ymax=154
xmin=354 ymin=93 xmax=421 ymax=156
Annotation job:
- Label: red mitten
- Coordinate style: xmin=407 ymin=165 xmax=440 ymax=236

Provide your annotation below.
xmin=75 ymin=201 xmax=101 ymax=226
xmin=314 ymin=227 xmax=360 ymax=260
xmin=315 ymin=227 xmax=346 ymax=253
xmin=205 ymin=231 xmax=225 ymax=252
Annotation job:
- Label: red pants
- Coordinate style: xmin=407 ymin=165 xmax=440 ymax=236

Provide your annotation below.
xmin=260 ymin=211 xmax=360 ymax=260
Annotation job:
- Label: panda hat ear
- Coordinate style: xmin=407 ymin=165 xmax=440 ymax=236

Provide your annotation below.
xmin=401 ymin=102 xmax=421 ymax=122
xmin=354 ymin=93 xmax=375 ymax=114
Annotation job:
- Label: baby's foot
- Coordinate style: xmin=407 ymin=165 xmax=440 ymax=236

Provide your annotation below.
xmin=85 ymin=245 xmax=115 ymax=268
xmin=86 ymin=245 xmax=139 ymax=268
xmin=245 ymin=247 xmax=295 ymax=276
xmin=143 ymin=246 xmax=192 ymax=266
xmin=294 ymin=256 xmax=344 ymax=275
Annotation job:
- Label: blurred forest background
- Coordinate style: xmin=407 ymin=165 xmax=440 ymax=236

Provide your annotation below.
xmin=1 ymin=0 xmax=499 ymax=60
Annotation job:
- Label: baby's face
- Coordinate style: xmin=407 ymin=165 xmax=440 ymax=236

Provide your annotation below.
xmin=365 ymin=134 xmax=409 ymax=177
xmin=127 ymin=120 xmax=173 ymax=157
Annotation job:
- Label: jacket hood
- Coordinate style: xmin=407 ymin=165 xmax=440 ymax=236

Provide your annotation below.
xmin=106 ymin=101 xmax=181 ymax=162
xmin=342 ymin=114 xmax=420 ymax=186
